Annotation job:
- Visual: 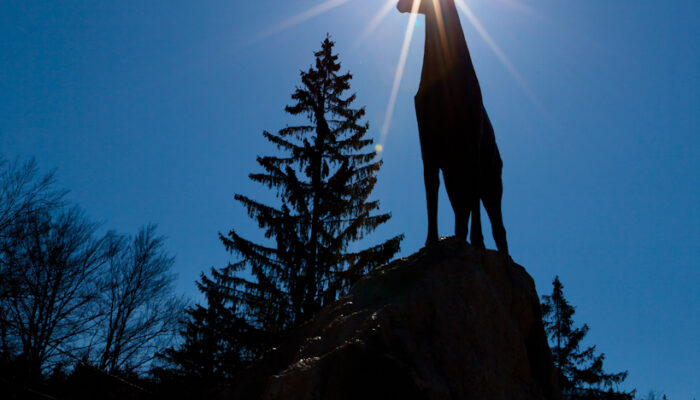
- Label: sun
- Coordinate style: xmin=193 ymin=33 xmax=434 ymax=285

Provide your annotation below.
xmin=254 ymin=0 xmax=540 ymax=152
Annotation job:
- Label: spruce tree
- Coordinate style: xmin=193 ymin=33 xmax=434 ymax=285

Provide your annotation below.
xmin=156 ymin=267 xmax=250 ymax=384
xmin=162 ymin=36 xmax=403 ymax=380
xmin=223 ymin=35 xmax=403 ymax=348
xmin=541 ymin=276 xmax=634 ymax=400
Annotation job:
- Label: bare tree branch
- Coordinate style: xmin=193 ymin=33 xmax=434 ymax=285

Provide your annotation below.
xmin=93 ymin=224 xmax=185 ymax=374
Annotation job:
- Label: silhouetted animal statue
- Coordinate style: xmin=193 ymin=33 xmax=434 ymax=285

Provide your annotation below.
xmin=397 ymin=0 xmax=508 ymax=254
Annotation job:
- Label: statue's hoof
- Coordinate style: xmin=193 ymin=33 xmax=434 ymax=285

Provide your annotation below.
xmin=425 ymin=235 xmax=439 ymax=246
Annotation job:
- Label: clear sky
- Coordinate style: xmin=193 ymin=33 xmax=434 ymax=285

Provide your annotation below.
xmin=1 ymin=0 xmax=697 ymax=397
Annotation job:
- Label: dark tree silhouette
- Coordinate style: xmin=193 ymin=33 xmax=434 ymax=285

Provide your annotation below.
xmin=0 ymin=206 xmax=107 ymax=381
xmin=638 ymin=391 xmax=669 ymax=400
xmin=154 ymin=265 xmax=251 ymax=391
xmin=1 ymin=157 xmax=66 ymax=368
xmin=225 ymin=36 xmax=402 ymax=336
xmin=90 ymin=224 xmax=185 ymax=374
xmin=162 ymin=37 xmax=403 ymax=381
xmin=0 ymin=157 xmax=65 ymax=237
xmin=0 ymin=157 xmax=66 ymax=304
xmin=0 ymin=157 xmax=184 ymax=399
xmin=541 ymin=276 xmax=634 ymax=400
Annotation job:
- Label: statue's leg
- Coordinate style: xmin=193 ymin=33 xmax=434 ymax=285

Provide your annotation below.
xmin=423 ymin=163 xmax=440 ymax=245
xmin=470 ymin=196 xmax=485 ymax=249
xmin=443 ymin=167 xmax=471 ymax=241
xmin=415 ymin=94 xmax=441 ymax=246
xmin=483 ymin=177 xmax=508 ymax=254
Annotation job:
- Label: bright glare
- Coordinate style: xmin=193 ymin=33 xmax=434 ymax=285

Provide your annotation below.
xmin=250 ymin=0 xmax=546 ymax=148
xmin=379 ymin=0 xmax=423 ymax=147
xmin=253 ymin=0 xmax=351 ymax=43
xmin=454 ymin=0 xmax=544 ymax=112
xmin=493 ymin=0 xmax=544 ymax=21
xmin=356 ymin=0 xmax=396 ymax=46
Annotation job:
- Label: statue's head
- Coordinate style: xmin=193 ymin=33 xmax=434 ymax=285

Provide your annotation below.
xmin=397 ymin=0 xmax=454 ymax=16
xmin=396 ymin=0 xmax=426 ymax=14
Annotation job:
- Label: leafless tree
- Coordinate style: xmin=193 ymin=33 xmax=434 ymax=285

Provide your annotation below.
xmin=91 ymin=224 xmax=185 ymax=374
xmin=0 ymin=206 xmax=107 ymax=379
xmin=0 ymin=156 xmax=68 ymax=368
xmin=0 ymin=157 xmax=66 ymax=297
xmin=0 ymin=156 xmax=65 ymax=233
xmin=0 ymin=157 xmax=185 ymax=380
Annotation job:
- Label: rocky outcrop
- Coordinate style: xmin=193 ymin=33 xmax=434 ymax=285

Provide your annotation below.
xmin=227 ymin=237 xmax=559 ymax=400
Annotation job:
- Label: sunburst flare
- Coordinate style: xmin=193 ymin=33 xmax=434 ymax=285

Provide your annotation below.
xmin=253 ymin=0 xmax=351 ymax=43
xmin=356 ymin=0 xmax=396 ymax=46
xmin=379 ymin=0 xmax=422 ymax=148
xmin=454 ymin=0 xmax=544 ymax=112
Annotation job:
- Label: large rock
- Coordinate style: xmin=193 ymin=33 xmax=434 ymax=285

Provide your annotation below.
xmin=228 ymin=237 xmax=560 ymax=400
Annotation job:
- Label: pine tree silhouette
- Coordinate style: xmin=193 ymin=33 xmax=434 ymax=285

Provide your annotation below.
xmin=541 ymin=276 xmax=635 ymax=400
xmin=162 ymin=36 xmax=403 ymax=381
xmin=225 ymin=35 xmax=403 ymax=342
xmin=156 ymin=267 xmax=251 ymax=385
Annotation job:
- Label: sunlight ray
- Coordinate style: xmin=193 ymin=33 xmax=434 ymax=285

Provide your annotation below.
xmin=355 ymin=0 xmax=396 ymax=46
xmin=432 ymin=0 xmax=452 ymax=68
xmin=454 ymin=0 xmax=545 ymax=113
xmin=379 ymin=0 xmax=423 ymax=148
xmin=253 ymin=0 xmax=351 ymax=43
xmin=493 ymin=0 xmax=546 ymax=21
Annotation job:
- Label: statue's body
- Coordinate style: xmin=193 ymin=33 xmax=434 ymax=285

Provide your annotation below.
xmin=397 ymin=0 xmax=508 ymax=253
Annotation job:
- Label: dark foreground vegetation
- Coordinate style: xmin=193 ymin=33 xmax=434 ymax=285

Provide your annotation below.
xmin=1 ymin=37 xmax=660 ymax=400
xmin=0 ymin=157 xmax=185 ymax=398
xmin=541 ymin=277 xmax=635 ymax=399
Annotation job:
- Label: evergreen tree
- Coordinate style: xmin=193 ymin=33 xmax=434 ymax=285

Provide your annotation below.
xmin=156 ymin=267 xmax=249 ymax=384
xmin=224 ymin=35 xmax=403 ymax=349
xmin=161 ymin=36 xmax=403 ymax=381
xmin=541 ymin=276 xmax=635 ymax=400
xmin=153 ymin=265 xmax=257 ymax=400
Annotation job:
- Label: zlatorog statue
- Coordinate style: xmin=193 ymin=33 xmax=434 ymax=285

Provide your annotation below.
xmin=397 ymin=0 xmax=508 ymax=254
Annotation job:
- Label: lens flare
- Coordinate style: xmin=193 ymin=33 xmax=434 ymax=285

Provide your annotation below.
xmin=379 ymin=0 xmax=423 ymax=148
xmin=454 ymin=0 xmax=545 ymax=113
xmin=253 ymin=0 xmax=351 ymax=43
xmin=493 ymin=0 xmax=545 ymax=21
xmin=355 ymin=0 xmax=396 ymax=46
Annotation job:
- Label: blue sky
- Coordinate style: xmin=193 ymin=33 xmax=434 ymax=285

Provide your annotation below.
xmin=1 ymin=0 xmax=697 ymax=397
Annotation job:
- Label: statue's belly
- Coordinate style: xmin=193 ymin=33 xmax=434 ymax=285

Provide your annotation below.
xmin=414 ymin=80 xmax=482 ymax=167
